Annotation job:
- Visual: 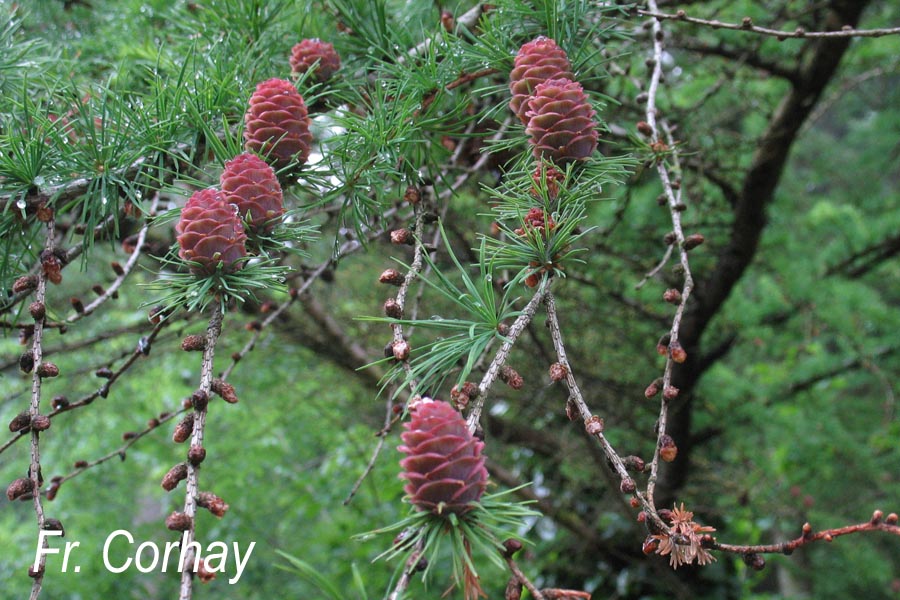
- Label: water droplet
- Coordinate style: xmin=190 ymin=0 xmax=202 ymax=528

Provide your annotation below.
xmin=33 ymin=176 xmax=45 ymax=187
xmin=16 ymin=198 xmax=26 ymax=210
xmin=100 ymin=196 xmax=108 ymax=206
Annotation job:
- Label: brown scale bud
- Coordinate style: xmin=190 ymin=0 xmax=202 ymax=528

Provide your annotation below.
xmin=392 ymin=340 xmax=411 ymax=361
xmin=95 ymin=367 xmax=113 ymax=378
xmin=383 ymin=298 xmax=403 ymax=319
xmin=743 ymin=553 xmax=766 ymax=571
xmin=656 ymin=333 xmax=671 ymax=355
xmin=37 ymin=362 xmax=59 ymax=378
xmin=659 ymin=434 xmax=678 ymax=462
xmin=74 ymin=460 xmax=88 ymax=469
xmin=191 ymin=390 xmax=209 ymax=411
xmin=584 ymin=415 xmax=604 ymax=435
xmin=211 ymin=379 xmax=238 ymax=404
xmin=147 ymin=418 xmax=160 ymax=428
xmin=197 ymin=558 xmax=217 ymax=583
xmin=91 ymin=284 xmax=106 ymax=297
xmin=173 ymin=414 xmax=194 ymax=443
xmin=9 ymin=412 xmax=31 ymax=433
xmin=29 ymin=564 xmax=45 ymax=578
xmin=549 ymin=362 xmax=567 ymax=382
xmin=244 ymin=320 xmax=262 ymax=332
xmin=7 ymin=477 xmax=34 ymax=501
xmin=31 ymin=415 xmax=51 ymax=432
xmin=379 ymin=268 xmax=405 ymax=286
xmin=499 ymin=365 xmax=524 ymax=390
xmin=29 ymin=302 xmax=45 ymax=321
xmin=161 ymin=463 xmax=188 ymax=491
xmin=182 ymin=398 xmax=192 ymax=410
xmin=188 ymin=445 xmax=207 ymax=466
xmin=52 ymin=396 xmax=69 ymax=410
xmin=13 ymin=275 xmax=38 ymax=294
xmin=871 ymin=510 xmax=884 ymax=524
xmin=636 ymin=511 xmax=647 ymax=523
xmin=641 ymin=536 xmax=659 ymax=555
xmin=40 ymin=250 xmax=63 ymax=285
xmin=630 ymin=496 xmax=641 ymax=508
xmin=390 ymin=228 xmax=414 ymax=245
xmin=620 ymin=478 xmax=636 ymax=494
xmin=148 ymin=305 xmax=166 ymax=324
xmin=440 ymin=9 xmax=454 ymax=32
xmin=165 ymin=511 xmax=192 ymax=532
xmin=46 ymin=480 xmax=60 ymax=501
xmin=19 ymin=352 xmax=35 ymax=373
xmin=197 ymin=492 xmax=229 ymax=518
xmin=663 ymin=231 xmax=677 ymax=246
xmin=683 ymin=233 xmax=705 ymax=250
xmin=823 ymin=533 xmax=833 ymax=542
xmin=403 ymin=185 xmax=421 ymax=204
xmin=669 ymin=341 xmax=687 ymax=364
xmin=644 ymin=377 xmax=662 ymax=398
xmin=637 ymin=121 xmax=653 ymax=136
xmin=663 ymin=288 xmax=681 ymax=304
xmin=623 ymin=455 xmax=646 ymax=472
xmin=122 ymin=431 xmax=137 ymax=441
xmin=70 ymin=297 xmax=85 ymax=314
xmin=884 ymin=513 xmax=898 ymax=525
xmin=663 ymin=385 xmax=679 ymax=400
xmin=502 ymin=538 xmax=523 ymax=558
xmin=181 ymin=334 xmax=206 ymax=352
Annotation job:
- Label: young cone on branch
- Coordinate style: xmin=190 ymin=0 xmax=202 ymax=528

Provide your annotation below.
xmin=219 ymin=152 xmax=284 ymax=235
xmin=243 ymin=78 xmax=312 ymax=169
xmin=176 ymin=189 xmax=247 ymax=275
xmin=398 ymin=400 xmax=488 ymax=516
xmin=509 ymin=36 xmax=574 ymax=125
xmin=526 ymin=78 xmax=598 ymax=165
xmin=290 ymin=39 xmax=341 ymax=83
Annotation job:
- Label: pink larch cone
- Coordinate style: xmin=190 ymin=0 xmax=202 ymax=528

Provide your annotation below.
xmin=509 ymin=36 xmax=574 ymax=125
xmin=399 ymin=400 xmax=488 ymax=516
xmin=220 ymin=152 xmax=284 ymax=234
xmin=526 ymin=77 xmax=598 ymax=165
xmin=243 ymin=78 xmax=312 ymax=169
xmin=290 ymin=39 xmax=341 ymax=83
xmin=176 ymin=188 xmax=247 ymax=275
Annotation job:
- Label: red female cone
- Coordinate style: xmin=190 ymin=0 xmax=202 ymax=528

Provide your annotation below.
xmin=399 ymin=400 xmax=487 ymax=516
xmin=176 ymin=189 xmax=247 ymax=275
xmin=220 ymin=153 xmax=284 ymax=234
xmin=290 ymin=39 xmax=341 ymax=83
xmin=526 ymin=77 xmax=598 ymax=165
xmin=243 ymin=78 xmax=312 ymax=169
xmin=509 ymin=36 xmax=574 ymax=125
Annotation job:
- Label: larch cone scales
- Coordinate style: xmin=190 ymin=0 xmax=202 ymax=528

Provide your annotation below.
xmin=399 ymin=400 xmax=488 ymax=516
xmin=509 ymin=36 xmax=574 ymax=125
xmin=219 ymin=152 xmax=284 ymax=234
xmin=243 ymin=78 xmax=312 ymax=170
xmin=526 ymin=77 xmax=598 ymax=165
xmin=176 ymin=189 xmax=247 ymax=275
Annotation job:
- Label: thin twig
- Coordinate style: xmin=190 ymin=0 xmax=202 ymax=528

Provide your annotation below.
xmin=639 ymin=9 xmax=900 ymax=39
xmin=387 ymin=537 xmax=425 ymax=600
xmin=504 ymin=555 xmax=545 ymax=600
xmin=179 ymin=303 xmax=224 ymax=600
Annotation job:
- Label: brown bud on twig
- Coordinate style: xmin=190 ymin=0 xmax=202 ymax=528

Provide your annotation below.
xmin=188 ymin=445 xmax=206 ymax=466
xmin=161 ymin=463 xmax=188 ymax=491
xmin=669 ymin=341 xmax=687 ymax=364
xmin=165 ymin=512 xmax=192 ymax=531
xmin=871 ymin=510 xmax=884 ymax=524
xmin=12 ymin=275 xmax=38 ymax=294
xmin=74 ymin=460 xmax=88 ymax=469
xmin=499 ymin=365 xmax=524 ymax=390
xmin=620 ymin=478 xmax=636 ymax=494
xmin=584 ymin=415 xmax=604 ymax=435
xmin=29 ymin=302 xmax=45 ymax=321
xmin=383 ymin=298 xmax=403 ymax=319
xmin=663 ymin=231 xmax=677 ymax=246
xmin=659 ymin=434 xmax=678 ymax=462
xmin=7 ymin=478 xmax=34 ymax=501
xmin=111 ymin=261 xmax=125 ymax=276
xmin=181 ymin=335 xmax=206 ymax=352
xmin=9 ymin=412 xmax=31 ymax=433
xmin=211 ymin=379 xmax=238 ymax=404
xmin=683 ymin=233 xmax=705 ymax=250
xmin=637 ymin=121 xmax=653 ymax=136
xmin=392 ymin=339 xmax=411 ymax=361
xmin=663 ymin=288 xmax=681 ymax=304
xmin=197 ymin=492 xmax=229 ymax=518
xmin=52 ymin=396 xmax=69 ymax=410
xmin=390 ymin=228 xmax=414 ymax=245
xmin=43 ymin=518 xmax=64 ymax=536
xmin=656 ymin=333 xmax=671 ymax=355
xmin=95 ymin=367 xmax=113 ymax=379
xmin=19 ymin=352 xmax=35 ymax=373
xmin=743 ymin=553 xmax=766 ymax=571
xmin=623 ymin=455 xmax=646 ymax=472
xmin=31 ymin=415 xmax=51 ymax=432
xmin=885 ymin=513 xmax=898 ymax=525
xmin=644 ymin=377 xmax=663 ymax=398
xmin=173 ymin=414 xmax=194 ymax=443
xmin=502 ymin=538 xmax=523 ymax=558
xmin=642 ymin=535 xmax=659 ymax=554
xmin=379 ymin=268 xmax=405 ymax=286
xmin=549 ymin=362 xmax=568 ymax=382
xmin=37 ymin=362 xmax=59 ymax=378
xmin=802 ymin=522 xmax=813 ymax=537
xmin=28 ymin=564 xmax=44 ymax=579
xmin=197 ymin=558 xmax=217 ymax=583
xmin=663 ymin=385 xmax=679 ymax=400
xmin=122 ymin=431 xmax=137 ymax=441
xmin=403 ymin=185 xmax=420 ymax=204
xmin=70 ymin=297 xmax=85 ymax=314
xmin=191 ymin=390 xmax=209 ymax=411
xmin=440 ymin=9 xmax=454 ymax=32
xmin=41 ymin=250 xmax=63 ymax=285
